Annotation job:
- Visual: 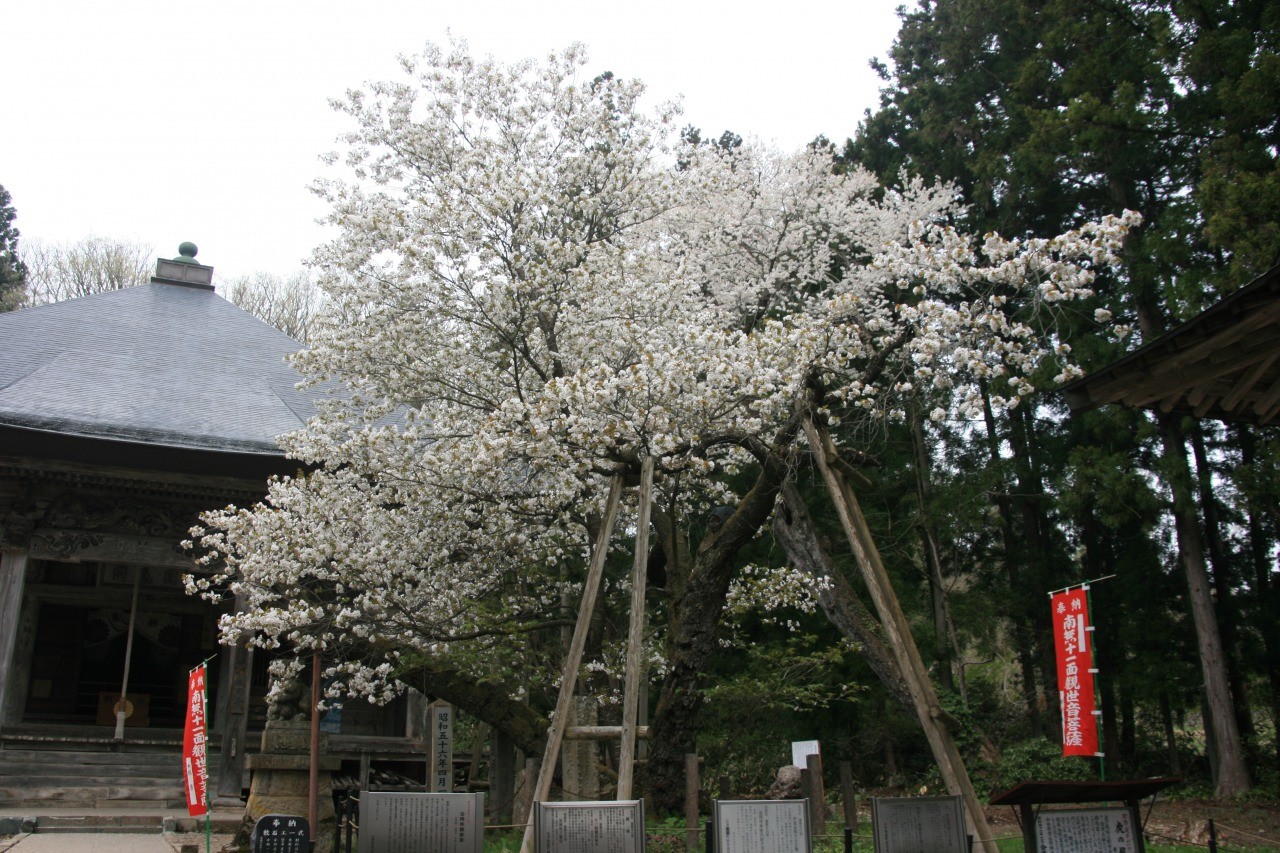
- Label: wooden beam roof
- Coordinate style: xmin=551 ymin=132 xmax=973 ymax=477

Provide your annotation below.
xmin=1062 ymin=265 xmax=1280 ymax=425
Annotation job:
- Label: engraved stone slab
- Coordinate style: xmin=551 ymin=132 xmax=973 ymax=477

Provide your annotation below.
xmin=871 ymin=796 xmax=967 ymax=852
xmin=362 ymin=792 xmax=485 ymax=853
xmin=250 ymin=813 xmax=309 ymax=853
xmin=714 ymin=799 xmax=812 ymax=853
xmin=534 ymin=799 xmax=645 ymax=853
xmin=1035 ymin=807 xmax=1137 ymax=853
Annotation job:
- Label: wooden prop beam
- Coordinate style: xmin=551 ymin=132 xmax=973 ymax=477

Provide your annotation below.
xmin=802 ymin=416 xmax=998 ymax=853
xmin=617 ymin=456 xmax=654 ymax=799
xmin=519 ymin=474 xmax=626 ymax=853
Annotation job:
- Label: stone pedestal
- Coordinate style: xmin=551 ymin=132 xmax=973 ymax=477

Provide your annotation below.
xmin=245 ymin=721 xmax=340 ymax=852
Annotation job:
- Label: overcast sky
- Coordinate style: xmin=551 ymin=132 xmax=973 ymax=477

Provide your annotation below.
xmin=3 ymin=0 xmax=905 ymax=283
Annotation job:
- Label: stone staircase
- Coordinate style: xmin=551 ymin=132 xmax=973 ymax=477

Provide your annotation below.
xmin=0 ymin=744 xmax=185 ymax=809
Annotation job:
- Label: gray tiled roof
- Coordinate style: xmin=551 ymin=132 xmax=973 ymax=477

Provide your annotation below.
xmin=0 ymin=281 xmax=316 ymax=455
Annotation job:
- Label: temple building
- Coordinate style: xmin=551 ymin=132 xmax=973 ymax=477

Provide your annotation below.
xmin=0 ymin=245 xmax=417 ymax=808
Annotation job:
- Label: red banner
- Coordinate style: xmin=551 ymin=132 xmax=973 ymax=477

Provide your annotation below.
xmin=183 ymin=663 xmax=209 ymax=817
xmin=1051 ymin=588 xmax=1100 ymax=757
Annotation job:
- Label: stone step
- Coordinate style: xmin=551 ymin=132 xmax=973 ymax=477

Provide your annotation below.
xmin=0 ymin=785 xmax=183 ymax=807
xmin=0 ymin=749 xmax=182 ymax=766
xmin=0 ymin=762 xmax=182 ymax=779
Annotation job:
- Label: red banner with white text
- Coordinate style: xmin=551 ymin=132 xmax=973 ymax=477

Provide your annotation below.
xmin=1051 ymin=588 xmax=1101 ymax=757
xmin=183 ymin=663 xmax=209 ymax=817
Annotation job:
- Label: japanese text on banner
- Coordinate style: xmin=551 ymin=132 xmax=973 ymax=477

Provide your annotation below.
xmin=1051 ymin=588 xmax=1100 ymax=757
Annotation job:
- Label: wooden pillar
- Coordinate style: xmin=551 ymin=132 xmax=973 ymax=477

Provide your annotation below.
xmin=803 ymin=417 xmax=998 ymax=853
xmin=491 ymin=726 xmax=516 ymax=823
xmin=684 ymin=753 xmax=700 ymax=852
xmin=0 ymin=549 xmax=29 ymax=733
xmin=806 ymin=752 xmax=825 ymax=837
xmin=618 ymin=458 xmax=654 ymax=799
xmin=519 ymin=476 xmax=624 ymax=853
xmin=839 ymin=761 xmax=857 ymax=830
xmin=215 ymin=632 xmax=254 ymax=800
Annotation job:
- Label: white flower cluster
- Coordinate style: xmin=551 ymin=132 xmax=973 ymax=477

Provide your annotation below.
xmin=190 ymin=41 xmax=1138 ymax=702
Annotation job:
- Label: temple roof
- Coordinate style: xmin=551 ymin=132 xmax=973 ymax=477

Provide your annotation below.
xmin=1062 ymin=264 xmax=1280 ymax=425
xmin=0 ymin=257 xmax=315 ymax=457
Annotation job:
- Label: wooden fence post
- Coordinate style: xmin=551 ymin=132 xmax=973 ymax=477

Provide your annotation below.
xmin=685 ymin=753 xmax=701 ymax=851
xmin=806 ymin=752 xmax=826 ymax=838
xmin=840 ymin=760 xmax=857 ymax=831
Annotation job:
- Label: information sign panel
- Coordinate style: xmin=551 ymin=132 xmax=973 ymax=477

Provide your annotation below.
xmin=714 ymin=799 xmax=811 ymax=853
xmin=791 ymin=740 xmax=820 ymax=768
xmin=362 ymin=792 xmax=485 ymax=853
xmin=533 ymin=799 xmax=645 ymax=853
xmin=250 ymin=814 xmax=309 ymax=853
xmin=871 ymin=796 xmax=967 ymax=852
xmin=1035 ymin=807 xmax=1137 ymax=853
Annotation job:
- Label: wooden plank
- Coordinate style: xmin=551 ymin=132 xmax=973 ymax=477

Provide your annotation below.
xmin=617 ymin=457 xmax=654 ymax=800
xmin=803 ymin=417 xmax=997 ymax=853
xmin=519 ymin=474 xmax=625 ymax=853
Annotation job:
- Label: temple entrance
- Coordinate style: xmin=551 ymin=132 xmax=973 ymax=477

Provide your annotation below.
xmin=17 ymin=559 xmax=221 ymax=730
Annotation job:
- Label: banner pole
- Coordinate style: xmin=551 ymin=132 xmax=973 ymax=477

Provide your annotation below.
xmin=1086 ymin=585 xmax=1106 ymax=783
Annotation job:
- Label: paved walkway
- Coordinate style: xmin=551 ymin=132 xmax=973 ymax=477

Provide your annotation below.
xmin=0 ymin=807 xmax=242 ymax=853
xmin=1 ymin=834 xmax=180 ymax=852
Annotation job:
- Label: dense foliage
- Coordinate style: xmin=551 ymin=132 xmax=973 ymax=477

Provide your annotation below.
xmin=0 ymin=184 xmax=27 ymax=312
xmin=845 ymin=0 xmax=1279 ymax=797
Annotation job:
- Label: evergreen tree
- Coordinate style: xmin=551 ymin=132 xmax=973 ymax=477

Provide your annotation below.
xmin=0 ymin=184 xmax=28 ymax=311
xmin=851 ymin=0 xmax=1267 ymax=795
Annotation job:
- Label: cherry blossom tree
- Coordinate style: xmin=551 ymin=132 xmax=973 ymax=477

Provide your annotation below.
xmin=189 ymin=41 xmax=1136 ymax=834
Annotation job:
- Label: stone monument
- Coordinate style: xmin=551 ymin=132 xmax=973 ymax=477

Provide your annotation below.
xmin=242 ymin=675 xmax=341 ymax=852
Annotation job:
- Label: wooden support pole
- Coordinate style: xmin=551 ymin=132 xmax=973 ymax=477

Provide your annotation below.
xmin=563 ymin=725 xmax=650 ymax=740
xmin=618 ymin=457 xmax=654 ymax=800
xmin=519 ymin=474 xmax=625 ymax=853
xmin=684 ymin=753 xmax=700 ymax=852
xmin=806 ymin=752 xmax=826 ymax=838
xmin=802 ymin=416 xmax=997 ymax=853
xmin=840 ymin=761 xmax=857 ymax=831
xmin=309 ymin=649 xmax=320 ymax=848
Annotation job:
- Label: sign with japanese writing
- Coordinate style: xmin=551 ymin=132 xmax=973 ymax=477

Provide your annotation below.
xmin=871 ymin=796 xmax=967 ymax=852
xmin=1035 ymin=807 xmax=1137 ymax=853
xmin=790 ymin=740 xmax=820 ymax=769
xmin=250 ymin=814 xmax=310 ymax=853
xmin=1051 ymin=587 xmax=1101 ymax=757
xmin=534 ymin=800 xmax=644 ymax=853
xmin=429 ymin=701 xmax=454 ymax=792
xmin=182 ymin=662 xmax=208 ymax=817
xmin=714 ymin=799 xmax=811 ymax=853
xmin=362 ymin=792 xmax=485 ymax=853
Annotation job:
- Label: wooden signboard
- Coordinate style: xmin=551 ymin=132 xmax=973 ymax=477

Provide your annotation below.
xmin=534 ymin=799 xmax=645 ymax=853
xmin=871 ymin=796 xmax=967 ymax=852
xmin=1035 ymin=807 xmax=1138 ymax=853
xmin=362 ymin=791 xmax=485 ymax=853
xmin=713 ymin=799 xmax=811 ymax=853
xmin=429 ymin=701 xmax=454 ymax=792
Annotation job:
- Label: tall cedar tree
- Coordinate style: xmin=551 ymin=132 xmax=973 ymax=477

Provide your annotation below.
xmin=0 ymin=184 xmax=27 ymax=311
xmin=849 ymin=0 xmax=1274 ymax=794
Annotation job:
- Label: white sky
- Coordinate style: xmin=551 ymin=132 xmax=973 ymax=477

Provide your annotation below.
xmin=2 ymin=0 xmax=904 ymax=282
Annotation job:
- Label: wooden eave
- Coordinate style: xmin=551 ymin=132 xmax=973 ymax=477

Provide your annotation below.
xmin=1061 ymin=265 xmax=1280 ymax=425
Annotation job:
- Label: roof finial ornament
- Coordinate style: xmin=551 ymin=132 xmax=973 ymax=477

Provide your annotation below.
xmin=173 ymin=242 xmax=199 ymax=265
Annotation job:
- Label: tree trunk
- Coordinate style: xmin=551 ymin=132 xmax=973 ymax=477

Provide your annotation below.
xmin=1190 ymin=422 xmax=1255 ymax=744
xmin=774 ymin=482 xmax=912 ymax=708
xmin=980 ymin=382 xmax=1044 ymax=736
xmin=1157 ymin=411 xmax=1251 ymax=797
xmin=403 ymin=660 xmax=550 ymax=758
xmin=646 ymin=421 xmax=799 ymax=814
xmin=911 ymin=411 xmax=958 ymax=695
